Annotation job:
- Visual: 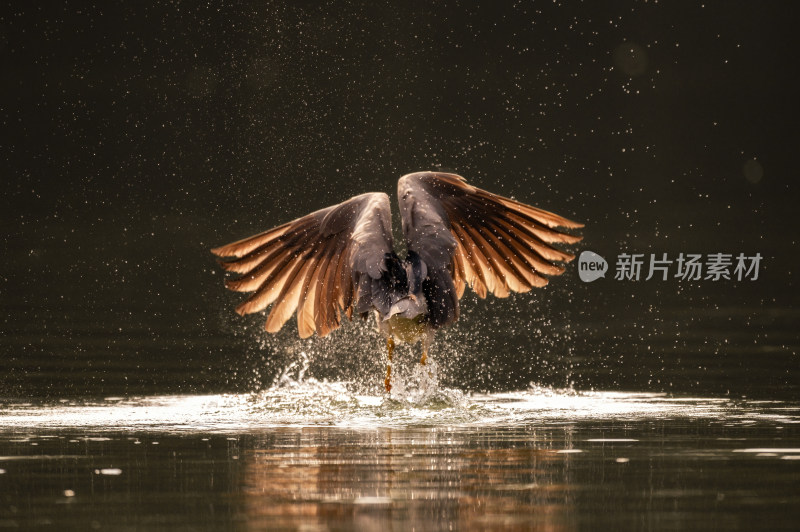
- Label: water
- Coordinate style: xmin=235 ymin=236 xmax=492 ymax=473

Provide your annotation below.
xmin=2 ymin=366 xmax=799 ymax=531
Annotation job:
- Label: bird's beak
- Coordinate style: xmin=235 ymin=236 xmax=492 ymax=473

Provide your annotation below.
xmin=386 ymin=295 xmax=415 ymax=320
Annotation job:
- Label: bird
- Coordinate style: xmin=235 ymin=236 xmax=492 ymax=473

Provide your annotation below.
xmin=211 ymin=172 xmax=582 ymax=392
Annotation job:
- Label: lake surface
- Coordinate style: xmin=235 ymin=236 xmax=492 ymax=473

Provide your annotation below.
xmin=2 ymin=367 xmax=798 ymax=531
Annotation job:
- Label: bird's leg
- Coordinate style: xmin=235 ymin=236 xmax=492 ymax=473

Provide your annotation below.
xmin=384 ymin=337 xmax=395 ymax=392
xmin=420 ymin=330 xmax=431 ymax=366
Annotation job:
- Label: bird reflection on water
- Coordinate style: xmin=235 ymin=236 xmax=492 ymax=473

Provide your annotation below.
xmin=241 ymin=428 xmax=576 ymax=531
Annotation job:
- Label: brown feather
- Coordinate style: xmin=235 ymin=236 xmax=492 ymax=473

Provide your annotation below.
xmin=450 ymin=244 xmax=467 ymax=299
xmin=478 ymin=223 xmax=546 ymax=290
xmin=221 ymin=221 xmax=319 ymax=290
xmin=210 ymin=221 xmax=294 ymax=258
xmin=504 ymin=211 xmax=583 ymax=245
xmin=469 ymin=222 xmax=532 ymax=293
xmin=296 ymin=238 xmax=338 ymax=338
xmin=264 ymin=257 xmax=316 ymax=333
xmin=451 ymin=223 xmax=494 ymax=297
xmin=451 ymin=233 xmax=486 ymax=298
xmin=494 ymin=195 xmax=584 ymax=229
xmin=488 ymin=220 xmax=565 ymax=277
xmin=459 ymin=243 xmax=487 ymax=298
xmin=494 ymin=215 xmax=576 ymax=263
xmin=458 ymin=242 xmax=486 ymax=299
xmin=315 ymin=241 xmax=342 ymax=336
xmin=335 ymin=241 xmax=354 ymax=314
xmin=321 ymin=239 xmax=349 ymax=335
xmin=224 ymin=246 xmax=297 ymax=293
xmin=406 ymin=172 xmax=580 ymax=301
xmin=457 ymin=192 xmax=581 ymax=246
xmin=216 ymin=218 xmax=316 ymax=273
xmin=457 ymin=223 xmax=511 ymax=298
xmin=427 ymin=172 xmax=583 ymax=230
xmin=234 ymin=252 xmax=301 ymax=315
xmin=217 ymin=240 xmax=282 ymax=274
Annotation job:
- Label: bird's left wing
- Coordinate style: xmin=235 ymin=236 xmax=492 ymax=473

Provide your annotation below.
xmin=397 ymin=172 xmax=583 ymax=308
xmin=211 ymin=192 xmax=393 ymax=338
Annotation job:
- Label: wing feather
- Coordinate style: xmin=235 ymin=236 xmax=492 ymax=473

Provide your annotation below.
xmin=217 ymin=218 xmax=316 ymax=274
xmin=398 ymin=172 xmax=581 ymax=301
xmin=450 ymin=225 xmax=487 ymax=298
xmin=494 ymin=214 xmax=576 ymax=262
xmin=451 ymin=223 xmax=494 ymax=295
xmin=215 ymin=172 xmax=581 ymax=336
xmin=458 ymin=222 xmax=513 ymax=297
xmin=224 ymin=243 xmax=299 ymax=292
xmin=450 ymin=243 xmax=467 ymax=299
xmin=478 ymin=222 xmax=548 ymax=289
xmin=265 ymin=255 xmax=316 ymax=333
xmin=491 ymin=218 xmax=567 ymax=274
xmin=211 ymin=221 xmax=295 ymax=258
xmin=315 ymin=239 xmax=346 ymax=336
xmin=504 ymin=211 xmax=583 ymax=245
xmin=234 ymin=251 xmax=300 ymax=314
xmin=212 ymin=193 xmax=393 ymax=337
xmin=296 ymin=237 xmax=338 ymax=338
xmin=468 ymin=219 xmax=540 ymax=292
xmin=322 ymin=239 xmax=349 ymax=333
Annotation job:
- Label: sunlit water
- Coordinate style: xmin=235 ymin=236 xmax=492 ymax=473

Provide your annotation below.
xmin=1 ymin=363 xmax=799 ymax=531
xmin=1 ymin=386 xmax=796 ymax=433
xmin=3 ymin=356 xmax=796 ymax=432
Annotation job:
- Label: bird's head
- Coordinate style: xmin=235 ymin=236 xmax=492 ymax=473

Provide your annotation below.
xmin=385 ymin=293 xmax=427 ymax=321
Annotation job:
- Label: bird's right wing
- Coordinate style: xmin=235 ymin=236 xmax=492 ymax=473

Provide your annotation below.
xmin=211 ymin=192 xmax=393 ymax=338
xmin=398 ymin=172 xmax=582 ymax=303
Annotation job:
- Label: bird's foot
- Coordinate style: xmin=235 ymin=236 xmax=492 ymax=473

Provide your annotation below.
xmin=420 ymin=351 xmax=427 ymax=366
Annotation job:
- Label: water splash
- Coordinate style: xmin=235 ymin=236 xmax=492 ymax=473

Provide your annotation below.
xmin=270 ymin=350 xmax=315 ymax=389
xmin=386 ymin=360 xmax=442 ymax=403
xmin=243 ymin=352 xmax=475 ymax=426
xmin=1 ymin=365 xmax=797 ymax=433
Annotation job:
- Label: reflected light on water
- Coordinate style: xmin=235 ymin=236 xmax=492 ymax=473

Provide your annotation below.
xmin=241 ymin=428 xmax=578 ymax=531
xmin=0 ymin=382 xmax=796 ymax=433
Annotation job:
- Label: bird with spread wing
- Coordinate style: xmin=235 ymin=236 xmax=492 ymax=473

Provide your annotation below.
xmin=211 ymin=172 xmax=582 ymax=392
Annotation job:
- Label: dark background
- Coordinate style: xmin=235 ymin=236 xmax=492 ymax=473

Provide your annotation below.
xmin=2 ymin=1 xmax=797 ymax=398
